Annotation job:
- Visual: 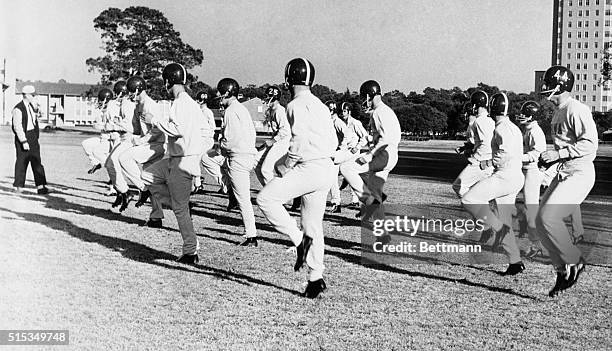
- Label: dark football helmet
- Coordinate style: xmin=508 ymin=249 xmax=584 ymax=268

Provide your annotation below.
xmin=97 ymin=88 xmax=113 ymax=109
xmin=216 ymin=78 xmax=240 ymax=99
xmin=516 ymin=101 xmax=540 ymax=124
xmin=113 ymin=81 xmax=128 ymax=99
xmin=284 ymin=58 xmax=315 ymax=87
xmin=359 ymin=80 xmax=381 ymax=100
xmin=265 ymin=86 xmax=281 ymax=104
xmin=489 ymin=92 xmax=509 ymax=117
xmin=195 ymin=91 xmax=208 ymax=104
xmin=469 ymin=90 xmax=489 ymax=115
xmin=127 ymin=76 xmax=146 ymax=100
xmin=162 ymin=62 xmax=187 ymax=91
xmin=325 ymin=100 xmax=337 ymax=114
xmin=540 ymin=65 xmax=574 ymax=98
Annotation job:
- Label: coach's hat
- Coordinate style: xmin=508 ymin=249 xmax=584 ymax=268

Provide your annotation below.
xmin=22 ymin=85 xmax=36 ymax=94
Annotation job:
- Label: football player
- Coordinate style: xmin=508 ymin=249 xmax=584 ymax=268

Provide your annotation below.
xmin=118 ymin=76 xmax=166 ymax=227
xmin=82 ymin=88 xmax=114 ymax=175
xmin=461 ymin=92 xmax=525 ymax=276
xmin=105 ymin=80 xmax=137 ymax=211
xmin=254 ymin=86 xmax=291 ymax=187
xmin=452 ymin=91 xmax=495 ymax=199
xmin=257 ymin=58 xmax=337 ymax=298
xmin=141 ymin=62 xmax=206 ymax=264
xmin=339 ymin=80 xmax=401 ymax=242
xmin=215 ymin=78 xmax=258 ymax=247
xmin=536 ymin=65 xmax=598 ymax=297
xmin=515 ymin=101 xmax=546 ymax=258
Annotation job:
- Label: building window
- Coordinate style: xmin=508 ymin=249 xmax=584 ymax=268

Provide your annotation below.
xmin=568 ymin=42 xmax=572 ymax=48
xmin=569 ymin=21 xmax=573 ymax=28
xmin=592 ymin=106 xmax=596 ymax=112
xmin=576 ymin=95 xmax=580 ymax=100
xmin=604 ymin=96 xmax=608 ymax=102
xmin=578 ymin=21 xmax=582 ymax=28
xmin=585 ymin=53 xmax=588 ymax=59
xmin=595 ymin=20 xmax=599 ymax=26
xmin=594 ymin=52 xmax=598 ymax=59
xmin=595 ymin=41 xmax=598 ymax=48
xmin=578 ymin=31 xmax=583 ymax=38
xmin=578 ymin=10 xmax=582 ymax=16
xmin=578 ymin=42 xmax=582 ymax=48
xmin=577 ymin=63 xmax=581 ymax=70
xmin=596 ymin=0 xmax=599 ymax=5
xmin=593 ymin=85 xmax=597 ymax=91
xmin=576 ymin=85 xmax=580 ymax=91
xmin=583 ymin=95 xmax=587 ymax=102
xmin=568 ymin=53 xmax=572 ymax=60
xmin=607 ymin=31 xmax=612 ymax=37
xmin=577 ymin=74 xmax=581 ymax=81
xmin=568 ymin=64 xmax=572 ymax=69
xmin=569 ymin=10 xmax=573 ymax=17
xmin=586 ymin=0 xmax=589 ymax=5
xmin=584 ymin=74 xmax=587 ymax=80
xmin=595 ymin=31 xmax=599 ymax=38
xmin=595 ymin=10 xmax=599 ymax=16
xmin=579 ymin=0 xmax=582 ymax=5
xmin=570 ymin=0 xmax=573 ymax=5
xmin=607 ymin=20 xmax=611 ymax=26
xmin=577 ymin=53 xmax=582 ymax=59
xmin=585 ymin=42 xmax=589 ymax=49
xmin=585 ymin=21 xmax=589 ymax=28
xmin=584 ymin=63 xmax=588 ymax=69
xmin=583 ymin=84 xmax=587 ymax=91
xmin=569 ymin=31 xmax=572 ymax=38
xmin=586 ymin=31 xmax=589 ymax=37
xmin=594 ymin=63 xmax=598 ymax=69
xmin=586 ymin=10 xmax=589 ymax=16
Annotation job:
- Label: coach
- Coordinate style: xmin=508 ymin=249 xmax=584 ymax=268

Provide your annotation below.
xmin=11 ymin=85 xmax=48 ymax=194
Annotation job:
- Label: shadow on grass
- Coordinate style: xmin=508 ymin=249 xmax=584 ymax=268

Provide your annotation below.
xmin=0 ymin=206 xmax=302 ymax=297
xmin=1 ymin=178 xmax=535 ymax=299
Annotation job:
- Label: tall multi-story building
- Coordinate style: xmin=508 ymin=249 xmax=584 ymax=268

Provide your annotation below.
xmin=550 ymin=0 xmax=612 ymax=112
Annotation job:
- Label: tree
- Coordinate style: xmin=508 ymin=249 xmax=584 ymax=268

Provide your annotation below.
xmin=86 ymin=6 xmax=204 ymax=100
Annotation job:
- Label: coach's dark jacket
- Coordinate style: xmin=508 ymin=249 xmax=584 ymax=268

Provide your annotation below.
xmin=12 ymin=100 xmax=46 ymax=188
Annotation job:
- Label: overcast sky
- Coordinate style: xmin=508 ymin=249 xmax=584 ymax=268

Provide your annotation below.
xmin=0 ymin=0 xmax=553 ymax=94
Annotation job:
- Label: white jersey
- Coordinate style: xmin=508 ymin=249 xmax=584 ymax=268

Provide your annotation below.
xmin=551 ymin=97 xmax=598 ymax=177
xmin=521 ymin=121 xmax=546 ymax=170
xmin=491 ymin=116 xmax=523 ymax=173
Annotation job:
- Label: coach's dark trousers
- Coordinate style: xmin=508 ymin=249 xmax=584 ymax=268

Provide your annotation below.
xmin=13 ymin=130 xmax=47 ymax=188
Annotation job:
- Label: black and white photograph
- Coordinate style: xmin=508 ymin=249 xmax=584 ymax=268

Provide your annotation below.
xmin=0 ymin=0 xmax=611 ymax=349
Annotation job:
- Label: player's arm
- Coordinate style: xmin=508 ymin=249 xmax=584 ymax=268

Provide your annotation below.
xmin=152 ymin=102 xmax=182 ymax=138
xmin=522 ymin=128 xmax=546 ymax=163
xmin=560 ymin=108 xmax=599 ymax=159
xmin=272 ymin=107 xmax=291 ymax=143
xmin=491 ymin=128 xmax=512 ymax=168
xmin=11 ymin=108 xmax=27 ymax=143
xmin=284 ymin=105 xmax=305 ymax=169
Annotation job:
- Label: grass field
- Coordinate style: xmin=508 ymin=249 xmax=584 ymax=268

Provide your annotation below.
xmin=0 ymin=127 xmax=610 ymax=350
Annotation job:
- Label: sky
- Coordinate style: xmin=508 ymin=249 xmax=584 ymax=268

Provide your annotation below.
xmin=0 ymin=0 xmax=553 ymax=94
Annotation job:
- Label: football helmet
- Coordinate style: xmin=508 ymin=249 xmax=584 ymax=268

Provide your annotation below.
xmin=127 ymin=76 xmax=146 ymax=100
xmin=162 ymin=62 xmax=187 ymax=91
xmin=113 ymin=81 xmax=128 ymax=99
xmin=265 ymin=86 xmax=281 ymax=105
xmin=216 ymin=78 xmax=240 ymax=99
xmin=516 ymin=101 xmax=540 ymax=124
xmin=469 ymin=90 xmax=489 ymax=115
xmin=359 ymin=80 xmax=381 ymax=111
xmin=461 ymin=102 xmax=473 ymax=123
xmin=195 ymin=90 xmax=208 ymax=104
xmin=540 ymin=65 xmax=574 ymax=99
xmin=325 ymin=100 xmax=337 ymax=115
xmin=489 ymin=92 xmax=509 ymax=117
xmin=97 ymin=88 xmax=113 ymax=109
xmin=284 ymin=58 xmax=315 ymax=87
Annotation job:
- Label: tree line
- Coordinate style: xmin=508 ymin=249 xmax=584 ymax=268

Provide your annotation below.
xmin=85 ymin=6 xmax=612 ymax=140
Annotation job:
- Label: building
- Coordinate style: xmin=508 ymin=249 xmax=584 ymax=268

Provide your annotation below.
xmin=2 ymin=78 xmax=100 ymax=127
xmin=550 ymin=0 xmax=612 ymax=112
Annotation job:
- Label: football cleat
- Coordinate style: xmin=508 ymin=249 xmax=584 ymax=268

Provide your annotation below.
xmin=175 ymin=254 xmax=199 ymax=264
xmin=239 ymin=237 xmax=258 ymax=247
xmin=303 ymin=279 xmax=327 ymax=299
xmin=502 ymin=261 xmax=525 ymax=276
